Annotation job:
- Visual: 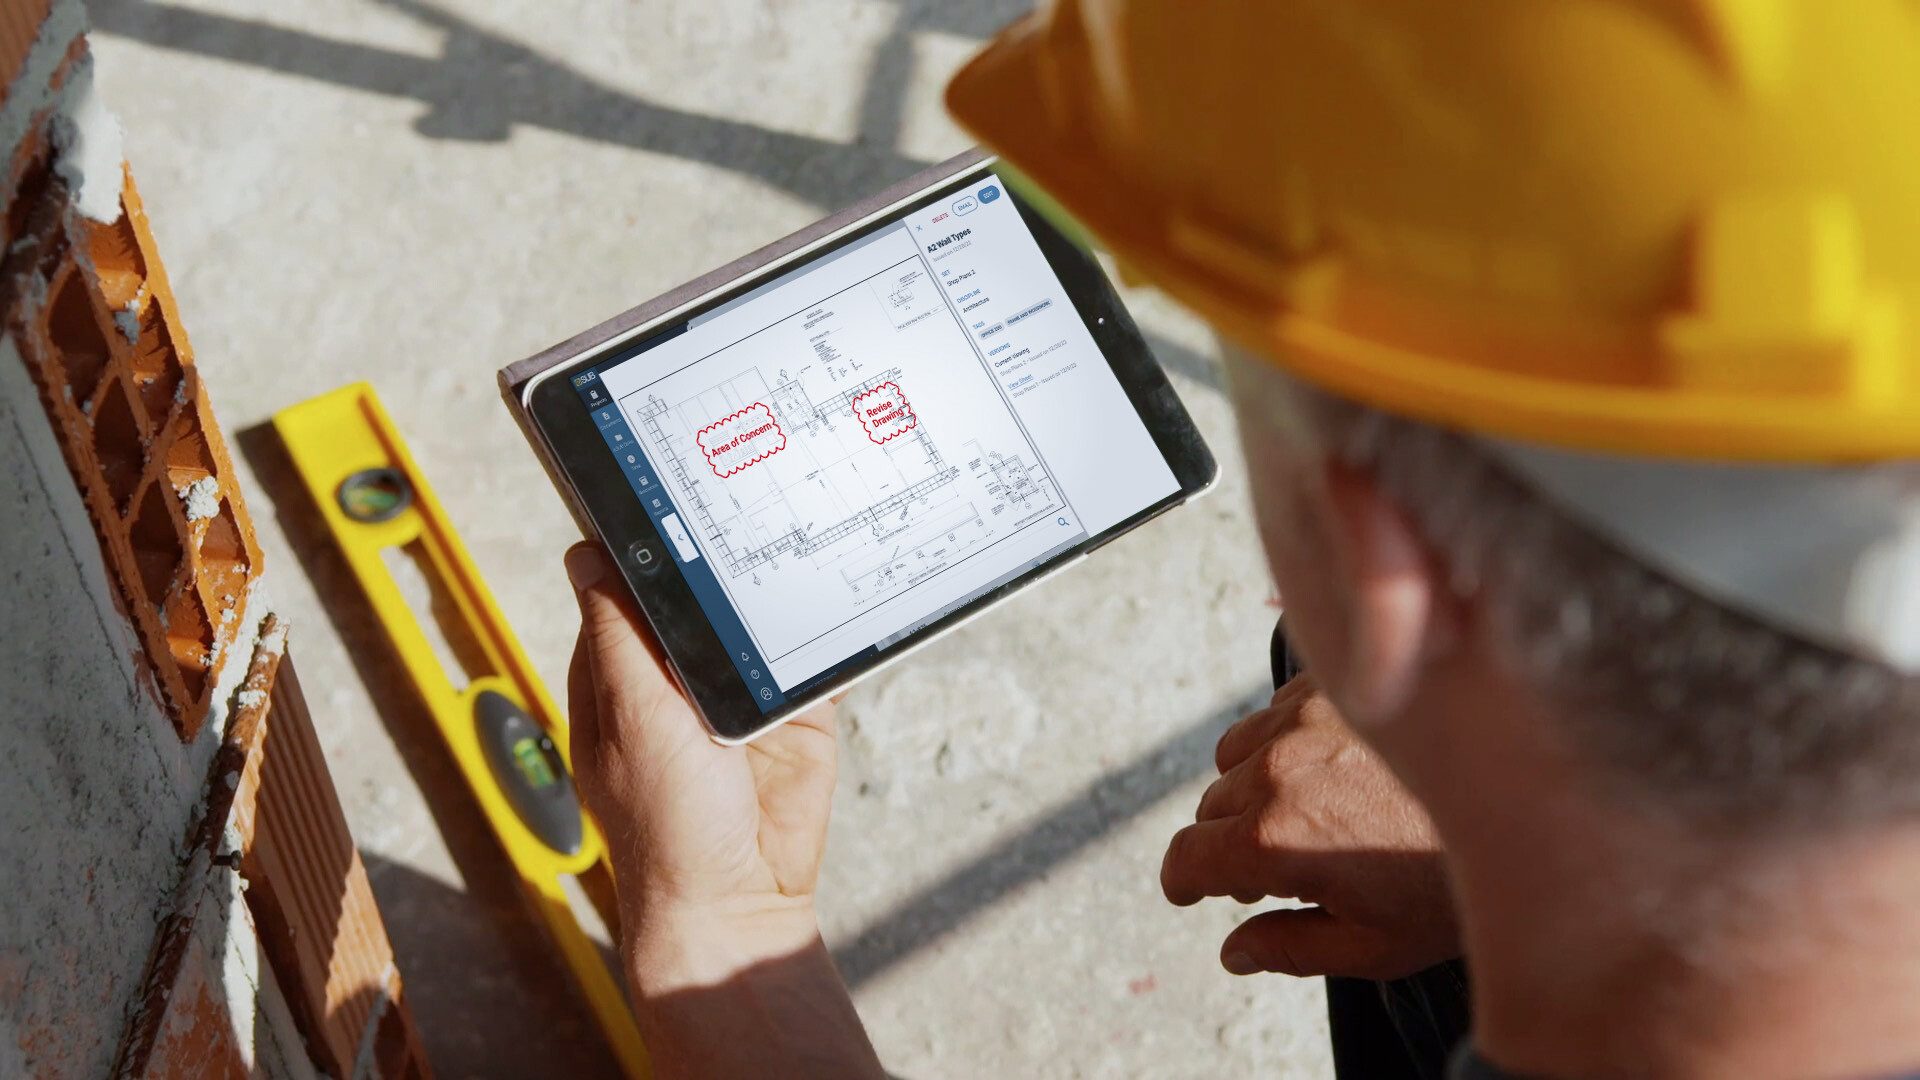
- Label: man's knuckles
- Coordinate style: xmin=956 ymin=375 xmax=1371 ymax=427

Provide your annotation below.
xmin=1213 ymin=707 xmax=1279 ymax=773
xmin=1193 ymin=773 xmax=1242 ymax=822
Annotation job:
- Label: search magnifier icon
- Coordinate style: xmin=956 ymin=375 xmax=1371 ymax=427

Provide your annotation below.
xmin=1057 ymin=516 xmax=1069 ymax=527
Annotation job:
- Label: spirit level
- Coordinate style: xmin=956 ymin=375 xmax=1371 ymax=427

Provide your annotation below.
xmin=275 ymin=383 xmax=648 ymax=1078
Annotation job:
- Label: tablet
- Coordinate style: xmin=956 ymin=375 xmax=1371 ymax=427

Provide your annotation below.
xmin=511 ymin=154 xmax=1215 ymax=743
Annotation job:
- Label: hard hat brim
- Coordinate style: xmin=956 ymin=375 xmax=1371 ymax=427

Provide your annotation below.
xmin=946 ymin=18 xmax=1920 ymax=464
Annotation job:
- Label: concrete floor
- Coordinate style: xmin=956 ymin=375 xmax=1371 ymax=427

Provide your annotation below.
xmin=88 ymin=1 xmax=1331 ymax=1075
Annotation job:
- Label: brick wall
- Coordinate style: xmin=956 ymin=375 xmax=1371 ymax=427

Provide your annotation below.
xmin=2 ymin=3 xmax=428 ymax=1075
xmin=13 ymin=168 xmax=264 ymax=739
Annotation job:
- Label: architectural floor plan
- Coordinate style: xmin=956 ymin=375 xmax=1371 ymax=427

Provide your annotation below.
xmin=618 ymin=249 xmax=1070 ymax=665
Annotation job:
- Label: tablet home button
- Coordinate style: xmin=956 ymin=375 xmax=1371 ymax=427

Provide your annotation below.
xmin=629 ymin=542 xmax=662 ymax=573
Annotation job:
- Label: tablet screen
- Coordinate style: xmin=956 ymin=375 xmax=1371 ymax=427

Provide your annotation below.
xmin=567 ymin=172 xmax=1181 ymax=710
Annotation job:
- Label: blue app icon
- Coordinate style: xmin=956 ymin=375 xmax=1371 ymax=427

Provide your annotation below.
xmin=979 ymin=184 xmax=1002 ymax=204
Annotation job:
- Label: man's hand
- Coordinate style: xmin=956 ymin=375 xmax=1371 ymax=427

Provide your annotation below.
xmin=1162 ymin=678 xmax=1460 ymax=981
xmin=566 ymin=542 xmax=835 ymax=958
xmin=564 ymin=543 xmax=882 ymax=1078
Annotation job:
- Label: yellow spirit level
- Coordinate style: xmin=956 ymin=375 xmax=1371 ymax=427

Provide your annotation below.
xmin=275 ymin=384 xmax=648 ymax=1078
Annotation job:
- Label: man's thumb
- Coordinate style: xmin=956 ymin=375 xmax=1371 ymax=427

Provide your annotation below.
xmin=1220 ymin=908 xmax=1369 ymax=978
xmin=564 ymin=543 xmax=666 ymax=694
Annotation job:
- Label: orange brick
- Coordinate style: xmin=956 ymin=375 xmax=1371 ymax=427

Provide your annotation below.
xmin=228 ymin=629 xmax=434 ymax=1079
xmin=246 ymin=660 xmax=434 ymax=1077
xmin=7 ymin=171 xmax=264 ymax=738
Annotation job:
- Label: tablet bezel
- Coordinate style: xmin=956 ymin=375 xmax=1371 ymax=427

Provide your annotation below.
xmin=524 ymin=159 xmax=1216 ymax=743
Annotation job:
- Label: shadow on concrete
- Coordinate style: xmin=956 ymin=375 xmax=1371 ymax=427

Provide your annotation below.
xmin=832 ymin=686 xmax=1267 ymax=990
xmin=90 ymin=0 xmax=1232 ymax=405
xmin=357 ymin=853 xmax=623 ymax=1078
xmin=883 ymin=0 xmax=1035 ymax=40
xmin=89 ymin=0 xmax=933 ymax=209
xmin=852 ymin=1 xmax=1031 ymax=149
xmin=235 ymin=421 xmax=622 ymax=1078
xmin=156 ymin=0 xmax=1246 ymax=1054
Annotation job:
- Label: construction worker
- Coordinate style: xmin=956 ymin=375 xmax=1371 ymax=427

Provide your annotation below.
xmin=561 ymin=1 xmax=1920 ymax=1076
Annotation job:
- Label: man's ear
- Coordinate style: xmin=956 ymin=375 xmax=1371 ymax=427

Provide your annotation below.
xmin=1320 ymin=463 xmax=1451 ymax=727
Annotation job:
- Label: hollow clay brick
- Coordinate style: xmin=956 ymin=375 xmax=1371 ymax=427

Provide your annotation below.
xmin=231 ymin=644 xmax=434 ymax=1078
xmin=6 ymin=170 xmax=264 ymax=739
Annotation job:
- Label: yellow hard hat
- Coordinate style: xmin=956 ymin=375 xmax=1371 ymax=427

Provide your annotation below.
xmin=947 ymin=0 xmax=1920 ymax=463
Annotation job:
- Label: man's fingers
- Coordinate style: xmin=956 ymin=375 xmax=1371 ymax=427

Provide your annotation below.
xmin=1161 ymin=818 xmax=1265 ymax=906
xmin=1220 ymin=908 xmax=1369 ymax=978
xmin=788 ymin=697 xmax=842 ymax=738
xmin=1164 ymin=815 xmax=1330 ymax=907
xmin=1194 ymin=763 xmax=1257 ymax=822
xmin=1213 ymin=678 xmax=1313 ymax=774
xmin=1214 ymin=709 xmax=1281 ymax=775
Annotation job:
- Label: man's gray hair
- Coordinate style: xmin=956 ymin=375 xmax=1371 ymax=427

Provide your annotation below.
xmin=1269 ymin=368 xmax=1920 ymax=836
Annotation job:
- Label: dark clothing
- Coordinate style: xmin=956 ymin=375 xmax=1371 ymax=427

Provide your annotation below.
xmin=1447 ymin=1045 xmax=1517 ymax=1080
xmin=1450 ymin=1042 xmax=1920 ymax=1079
xmin=1328 ymin=962 xmax=1473 ymax=1080
xmin=1268 ymin=621 xmax=1474 ymax=1080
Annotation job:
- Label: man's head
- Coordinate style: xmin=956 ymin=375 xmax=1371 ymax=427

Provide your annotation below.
xmin=945 ymin=0 xmax=1920 ymax=840
xmin=947 ymin=4 xmax=1920 ymax=1054
xmin=1223 ymin=339 xmax=1920 ymax=840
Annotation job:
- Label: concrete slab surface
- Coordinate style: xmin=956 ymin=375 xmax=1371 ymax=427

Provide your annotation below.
xmin=86 ymin=1 xmax=1331 ymax=1075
